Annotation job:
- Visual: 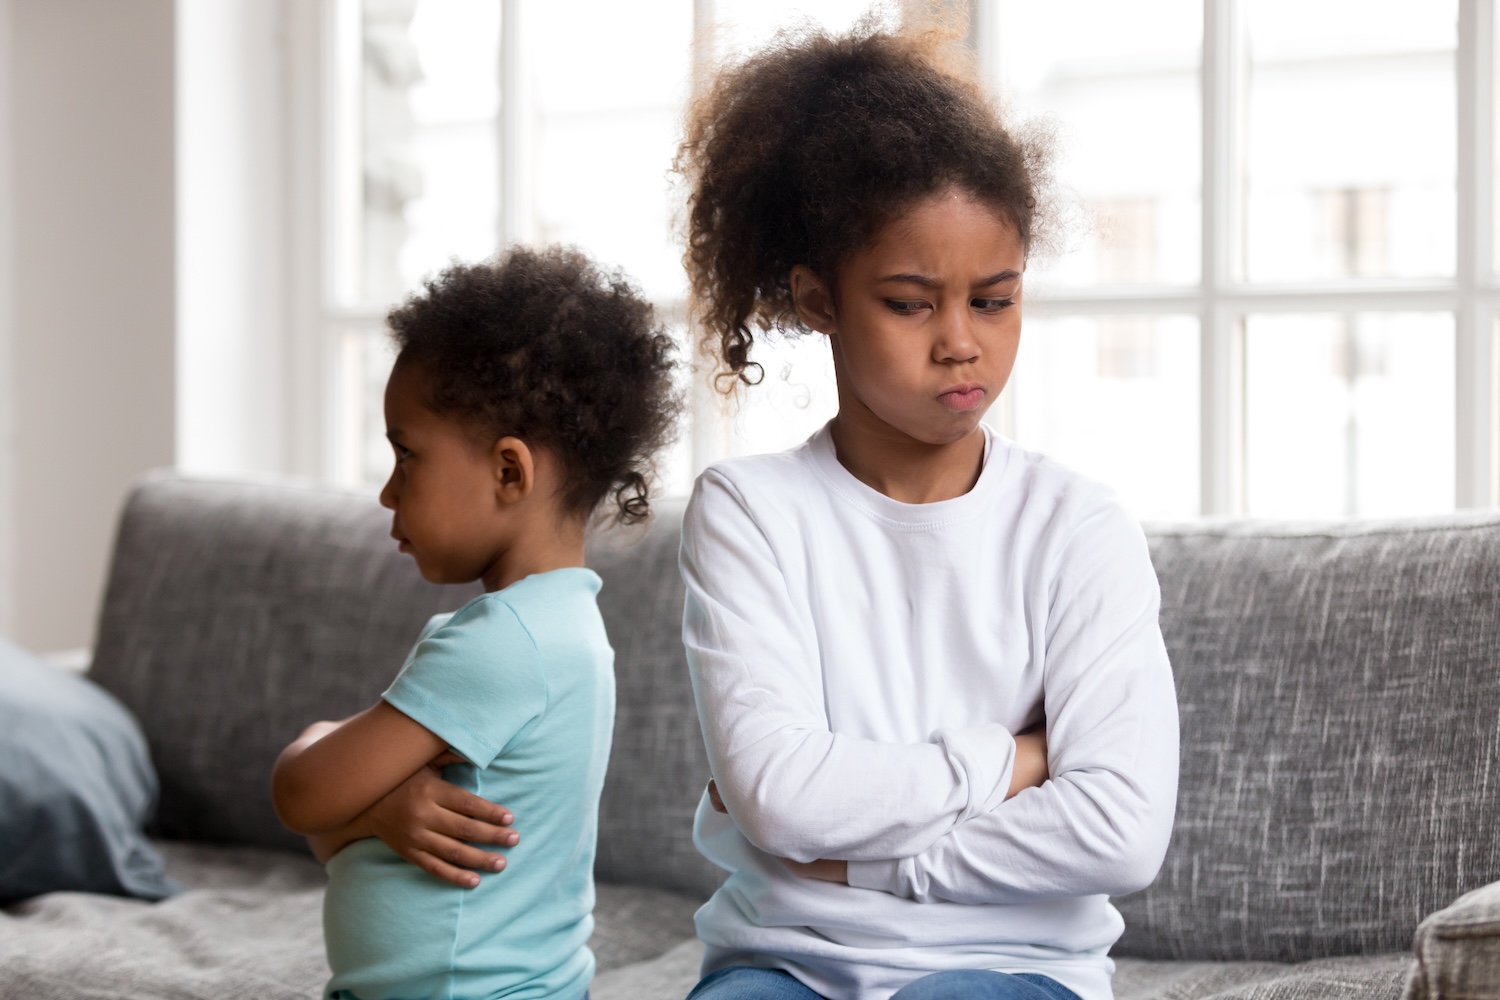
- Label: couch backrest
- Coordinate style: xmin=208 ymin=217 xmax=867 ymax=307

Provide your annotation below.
xmin=1115 ymin=513 xmax=1500 ymax=962
xmin=93 ymin=476 xmax=1500 ymax=955
xmin=89 ymin=475 xmax=722 ymax=899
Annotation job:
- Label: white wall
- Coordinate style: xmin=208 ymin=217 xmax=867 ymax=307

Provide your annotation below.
xmin=6 ymin=0 xmax=176 ymax=652
xmin=0 ymin=0 xmax=15 ymax=643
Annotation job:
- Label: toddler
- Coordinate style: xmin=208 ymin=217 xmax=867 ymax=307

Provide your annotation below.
xmin=273 ymin=246 xmax=678 ymax=1000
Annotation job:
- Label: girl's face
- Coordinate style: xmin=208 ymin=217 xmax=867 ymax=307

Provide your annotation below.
xmin=796 ymin=188 xmax=1025 ymax=449
xmin=378 ymin=360 xmax=510 ymax=586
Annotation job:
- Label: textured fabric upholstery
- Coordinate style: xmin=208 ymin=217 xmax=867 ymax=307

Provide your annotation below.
xmin=1404 ymin=879 xmax=1500 ymax=1000
xmin=1115 ymin=513 xmax=1500 ymax=962
xmin=588 ymin=500 xmax=724 ymax=898
xmin=0 ymin=841 xmax=701 ymax=1000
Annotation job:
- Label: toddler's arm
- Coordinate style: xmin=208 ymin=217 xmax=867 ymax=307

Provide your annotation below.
xmin=272 ymin=702 xmax=452 ymax=835
xmin=684 ymin=471 xmax=1024 ymax=863
xmin=302 ymin=751 xmax=519 ymax=887
xmin=844 ymin=502 xmax=1179 ymax=905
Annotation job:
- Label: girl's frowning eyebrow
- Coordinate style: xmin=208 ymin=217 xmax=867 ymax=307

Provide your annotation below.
xmin=877 ymin=270 xmax=1023 ymax=288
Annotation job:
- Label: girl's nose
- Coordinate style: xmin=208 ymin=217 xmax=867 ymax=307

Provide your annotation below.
xmin=378 ymin=471 xmax=398 ymax=510
xmin=934 ymin=307 xmax=981 ymax=363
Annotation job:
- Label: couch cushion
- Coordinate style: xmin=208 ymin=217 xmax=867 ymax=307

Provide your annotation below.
xmin=1114 ymin=954 xmax=1411 ymax=1000
xmin=0 ymin=637 xmax=178 ymax=903
xmin=1114 ymin=513 xmax=1500 ymax=962
xmin=0 ymin=842 xmax=329 ymax=1000
xmin=588 ymin=500 xmax=724 ymax=900
xmin=0 ymin=841 xmax=703 ymax=1000
xmin=1404 ymin=879 xmax=1500 ymax=1000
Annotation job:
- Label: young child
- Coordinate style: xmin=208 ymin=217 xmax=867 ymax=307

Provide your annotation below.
xmin=675 ymin=23 xmax=1179 ymax=1000
xmin=271 ymin=246 xmax=678 ymax=1000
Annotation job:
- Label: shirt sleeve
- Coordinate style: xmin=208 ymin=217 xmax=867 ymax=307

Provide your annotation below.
xmin=683 ymin=469 xmax=1020 ymax=863
xmin=382 ymin=598 xmax=548 ymax=769
xmin=845 ymin=497 xmax=1180 ymax=904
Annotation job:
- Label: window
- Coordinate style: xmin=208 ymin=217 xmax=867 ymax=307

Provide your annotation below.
xmin=987 ymin=0 xmax=1499 ymax=517
xmin=313 ymin=0 xmax=1500 ymax=518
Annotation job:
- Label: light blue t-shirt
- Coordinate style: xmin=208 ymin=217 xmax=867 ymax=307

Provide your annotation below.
xmin=323 ymin=567 xmax=615 ymax=1000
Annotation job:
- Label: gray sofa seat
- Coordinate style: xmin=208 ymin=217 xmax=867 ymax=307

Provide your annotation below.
xmin=2 ymin=475 xmax=1497 ymax=999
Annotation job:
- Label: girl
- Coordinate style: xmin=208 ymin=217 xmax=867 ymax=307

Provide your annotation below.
xmin=675 ymin=23 xmax=1179 ymax=1000
xmin=271 ymin=246 xmax=678 ymax=1000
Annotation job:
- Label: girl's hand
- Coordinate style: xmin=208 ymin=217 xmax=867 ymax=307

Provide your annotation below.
xmin=364 ymin=752 xmax=520 ymax=888
xmin=707 ymin=780 xmax=849 ymax=884
xmin=780 ymin=857 xmax=848 ymax=883
xmin=1008 ymin=726 xmax=1049 ymax=799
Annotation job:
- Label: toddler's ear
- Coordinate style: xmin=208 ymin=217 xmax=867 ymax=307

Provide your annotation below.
xmin=790 ymin=265 xmax=837 ymax=335
xmin=491 ymin=436 xmax=536 ymax=504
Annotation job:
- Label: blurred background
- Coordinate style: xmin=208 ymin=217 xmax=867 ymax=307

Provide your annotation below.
xmin=0 ymin=0 xmax=1497 ymax=652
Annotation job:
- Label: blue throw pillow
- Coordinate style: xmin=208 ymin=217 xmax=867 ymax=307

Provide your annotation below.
xmin=0 ymin=636 xmax=179 ymax=903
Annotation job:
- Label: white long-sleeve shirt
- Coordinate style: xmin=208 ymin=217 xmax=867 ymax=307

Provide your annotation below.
xmin=680 ymin=424 xmax=1179 ymax=1000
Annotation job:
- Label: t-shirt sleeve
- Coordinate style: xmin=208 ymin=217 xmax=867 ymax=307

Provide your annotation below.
xmin=382 ymin=599 xmax=548 ymax=769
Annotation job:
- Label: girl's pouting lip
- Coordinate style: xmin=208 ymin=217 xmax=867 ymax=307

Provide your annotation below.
xmin=938 ymin=384 xmax=985 ymax=412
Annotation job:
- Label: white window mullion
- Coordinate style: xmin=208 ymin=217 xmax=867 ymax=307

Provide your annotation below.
xmin=498 ymin=0 xmax=534 ymax=246
xmin=1201 ymin=0 xmax=1243 ymax=515
xmin=1457 ymin=0 xmax=1498 ymax=507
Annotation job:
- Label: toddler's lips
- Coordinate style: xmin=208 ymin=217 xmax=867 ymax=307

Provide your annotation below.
xmin=939 ymin=386 xmax=985 ymax=412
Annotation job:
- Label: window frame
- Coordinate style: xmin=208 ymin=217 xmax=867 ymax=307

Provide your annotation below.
xmin=301 ymin=0 xmax=1500 ymax=512
xmin=978 ymin=0 xmax=1499 ymax=514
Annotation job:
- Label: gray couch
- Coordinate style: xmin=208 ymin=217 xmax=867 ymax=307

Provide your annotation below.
xmin=2 ymin=473 xmax=1497 ymax=999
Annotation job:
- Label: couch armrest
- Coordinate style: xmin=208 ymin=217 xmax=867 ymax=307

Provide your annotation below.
xmin=1405 ymin=880 xmax=1500 ymax=1000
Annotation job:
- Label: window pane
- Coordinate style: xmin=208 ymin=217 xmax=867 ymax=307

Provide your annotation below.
xmin=704 ymin=1 xmax=887 ymax=460
xmin=530 ymin=1 xmax=694 ymax=301
xmin=726 ymin=332 xmax=840 ymax=457
xmin=711 ymin=0 xmax=873 ymax=55
xmin=336 ymin=325 xmax=397 ymax=488
xmin=1245 ymin=312 xmax=1454 ymax=516
xmin=1242 ymin=1 xmax=1457 ymax=282
xmin=1007 ymin=315 xmax=1201 ymax=519
xmin=990 ymin=1 xmax=1202 ymax=288
xmin=334 ymin=0 xmax=501 ymax=307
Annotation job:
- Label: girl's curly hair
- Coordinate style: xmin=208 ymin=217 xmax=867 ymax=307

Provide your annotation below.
xmin=387 ymin=246 xmax=680 ymax=525
xmin=677 ymin=20 xmax=1053 ymax=387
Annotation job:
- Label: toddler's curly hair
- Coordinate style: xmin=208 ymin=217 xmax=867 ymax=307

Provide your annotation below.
xmin=677 ymin=20 xmax=1053 ymax=386
xmin=387 ymin=246 xmax=680 ymax=524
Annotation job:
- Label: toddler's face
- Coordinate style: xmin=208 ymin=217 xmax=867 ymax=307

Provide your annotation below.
xmin=819 ymin=187 xmax=1025 ymax=448
xmin=378 ymin=360 xmax=508 ymax=586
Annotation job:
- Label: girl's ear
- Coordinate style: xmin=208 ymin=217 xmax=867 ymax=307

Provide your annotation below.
xmin=492 ymin=436 xmax=536 ymax=505
xmin=790 ymin=265 xmax=837 ymax=335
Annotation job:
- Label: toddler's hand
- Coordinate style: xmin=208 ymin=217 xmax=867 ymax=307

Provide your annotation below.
xmin=366 ymin=753 xmax=519 ymax=888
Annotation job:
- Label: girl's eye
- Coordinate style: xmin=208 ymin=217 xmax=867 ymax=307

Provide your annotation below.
xmin=972 ymin=297 xmax=1016 ymax=312
xmin=885 ymin=299 xmax=927 ymax=315
xmin=393 ymin=444 xmax=413 ymax=461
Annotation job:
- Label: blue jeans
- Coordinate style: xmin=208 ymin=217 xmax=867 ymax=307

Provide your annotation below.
xmin=686 ymin=966 xmax=1084 ymax=1000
